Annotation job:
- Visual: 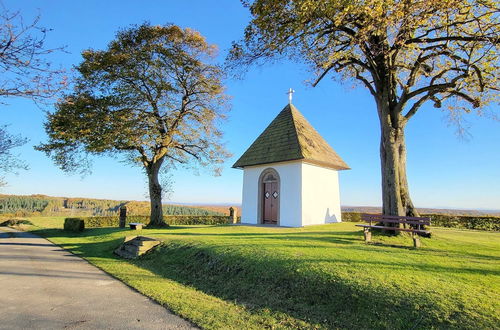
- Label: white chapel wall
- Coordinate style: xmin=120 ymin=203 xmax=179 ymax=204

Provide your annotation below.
xmin=276 ymin=162 xmax=302 ymax=227
xmin=301 ymin=162 xmax=342 ymax=225
xmin=241 ymin=161 xmax=303 ymax=226
xmin=241 ymin=166 xmax=260 ymax=225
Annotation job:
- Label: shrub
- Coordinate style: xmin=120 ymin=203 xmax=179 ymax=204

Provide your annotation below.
xmin=341 ymin=212 xmax=500 ymax=231
xmin=64 ymin=218 xmax=85 ymax=232
xmin=422 ymin=214 xmax=500 ymax=231
xmin=63 ymin=215 xmax=239 ymax=229
xmin=165 ymin=215 xmax=237 ymax=225
xmin=341 ymin=212 xmax=363 ymax=222
xmin=107 ymin=215 xmax=235 ymax=226
xmin=82 ymin=216 xmax=120 ymax=228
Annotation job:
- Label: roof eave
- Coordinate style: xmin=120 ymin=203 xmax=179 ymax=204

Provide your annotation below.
xmin=232 ymin=157 xmax=304 ymax=169
xmin=233 ymin=158 xmax=350 ymax=171
xmin=302 ymin=158 xmax=351 ymax=171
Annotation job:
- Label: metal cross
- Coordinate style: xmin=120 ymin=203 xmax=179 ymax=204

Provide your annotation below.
xmin=286 ymin=88 xmax=295 ymax=104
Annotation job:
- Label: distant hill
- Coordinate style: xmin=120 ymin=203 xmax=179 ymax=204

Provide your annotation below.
xmin=1 ymin=194 xmax=496 ymax=218
xmin=188 ymin=205 xmax=241 ymax=216
xmin=185 ymin=204 xmax=499 ymax=217
xmin=0 ymin=194 xmax=224 ymax=217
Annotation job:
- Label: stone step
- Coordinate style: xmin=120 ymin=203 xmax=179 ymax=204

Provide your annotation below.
xmin=114 ymin=236 xmax=161 ymax=259
xmin=123 ymin=244 xmax=139 ymax=254
xmin=114 ymin=248 xmax=136 ymax=259
xmin=128 ymin=237 xmax=160 ymax=247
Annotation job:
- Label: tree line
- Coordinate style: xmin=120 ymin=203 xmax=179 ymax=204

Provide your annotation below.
xmin=0 ymin=195 xmax=223 ymax=217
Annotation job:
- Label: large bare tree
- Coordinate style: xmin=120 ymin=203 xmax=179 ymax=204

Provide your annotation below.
xmin=0 ymin=5 xmax=65 ymax=101
xmin=0 ymin=126 xmax=27 ymax=187
xmin=0 ymin=4 xmax=65 ymax=187
xmin=229 ymin=0 xmax=499 ymax=218
xmin=38 ymin=24 xmax=230 ymax=226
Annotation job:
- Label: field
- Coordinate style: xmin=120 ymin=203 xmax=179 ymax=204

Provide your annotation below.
xmin=188 ymin=205 xmax=241 ymax=216
xmin=21 ymin=217 xmax=500 ymax=329
xmin=0 ymin=194 xmax=225 ymax=217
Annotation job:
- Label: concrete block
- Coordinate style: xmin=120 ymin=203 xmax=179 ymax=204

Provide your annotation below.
xmin=114 ymin=236 xmax=160 ymax=259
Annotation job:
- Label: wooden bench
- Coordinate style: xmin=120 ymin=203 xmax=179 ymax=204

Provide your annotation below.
xmin=356 ymin=214 xmax=431 ymax=248
xmin=129 ymin=223 xmax=144 ymax=230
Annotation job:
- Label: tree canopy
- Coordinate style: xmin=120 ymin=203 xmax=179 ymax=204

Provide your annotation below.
xmin=231 ymin=0 xmax=499 ymax=116
xmin=230 ymin=0 xmax=499 ymax=217
xmin=38 ymin=24 xmax=230 ymax=225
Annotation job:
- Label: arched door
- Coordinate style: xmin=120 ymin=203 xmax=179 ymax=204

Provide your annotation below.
xmin=261 ymin=170 xmax=279 ymax=224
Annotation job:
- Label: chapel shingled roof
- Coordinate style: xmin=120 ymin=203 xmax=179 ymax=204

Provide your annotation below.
xmin=232 ymin=104 xmax=350 ymax=170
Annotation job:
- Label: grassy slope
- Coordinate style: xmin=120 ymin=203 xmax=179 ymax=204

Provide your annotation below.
xmin=25 ymin=217 xmax=500 ymax=329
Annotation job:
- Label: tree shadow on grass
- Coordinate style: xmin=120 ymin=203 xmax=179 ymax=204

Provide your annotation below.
xmin=159 ymin=244 xmax=493 ymax=328
xmin=29 ymin=227 xmax=498 ymax=329
xmin=136 ymin=242 xmax=497 ymax=329
xmin=34 ymin=226 xmax=499 ymax=262
xmin=165 ymin=231 xmax=361 ymax=246
xmin=34 ymin=227 xmax=124 ymax=237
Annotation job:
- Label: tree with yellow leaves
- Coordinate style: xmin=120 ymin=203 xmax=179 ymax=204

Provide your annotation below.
xmin=38 ymin=24 xmax=231 ymax=226
xmin=230 ymin=0 xmax=499 ymax=219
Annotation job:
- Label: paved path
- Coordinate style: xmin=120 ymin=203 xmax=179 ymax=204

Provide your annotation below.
xmin=0 ymin=227 xmax=196 ymax=330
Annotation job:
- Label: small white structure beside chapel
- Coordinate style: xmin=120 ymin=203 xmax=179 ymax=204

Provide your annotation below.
xmin=233 ymin=103 xmax=350 ymax=227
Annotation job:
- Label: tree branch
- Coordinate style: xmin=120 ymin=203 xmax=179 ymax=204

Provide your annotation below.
xmin=174 ymin=145 xmax=200 ymax=159
xmin=403 ymin=92 xmax=434 ymax=120
xmin=406 ymin=35 xmax=500 ymax=45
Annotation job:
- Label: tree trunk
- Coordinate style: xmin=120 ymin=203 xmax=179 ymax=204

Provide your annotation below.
xmin=379 ymin=107 xmax=419 ymax=221
xmin=146 ymin=161 xmax=167 ymax=227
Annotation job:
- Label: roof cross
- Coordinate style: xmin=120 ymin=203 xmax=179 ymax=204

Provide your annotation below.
xmin=286 ymin=88 xmax=295 ymax=104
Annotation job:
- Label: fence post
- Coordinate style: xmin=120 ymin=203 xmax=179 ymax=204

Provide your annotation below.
xmin=119 ymin=206 xmax=127 ymax=228
xmin=229 ymin=207 xmax=237 ymax=224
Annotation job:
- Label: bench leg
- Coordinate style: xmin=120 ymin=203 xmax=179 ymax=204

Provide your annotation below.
xmin=413 ymin=236 xmax=421 ymax=248
xmin=363 ymin=229 xmax=372 ymax=242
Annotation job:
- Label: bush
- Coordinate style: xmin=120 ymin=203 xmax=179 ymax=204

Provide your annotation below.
xmin=64 ymin=218 xmax=85 ymax=232
xmin=166 ymin=215 xmax=237 ymax=225
xmin=117 ymin=215 xmax=238 ymax=226
xmin=341 ymin=212 xmax=363 ymax=222
xmin=341 ymin=212 xmax=500 ymax=231
xmin=422 ymin=214 xmax=500 ymax=231
xmin=63 ymin=215 xmax=238 ymax=229
xmin=82 ymin=216 xmax=120 ymax=228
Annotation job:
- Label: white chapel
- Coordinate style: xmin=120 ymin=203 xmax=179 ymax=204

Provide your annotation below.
xmin=233 ymin=98 xmax=350 ymax=227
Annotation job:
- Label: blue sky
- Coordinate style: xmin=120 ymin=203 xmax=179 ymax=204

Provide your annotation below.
xmin=1 ymin=0 xmax=499 ymax=210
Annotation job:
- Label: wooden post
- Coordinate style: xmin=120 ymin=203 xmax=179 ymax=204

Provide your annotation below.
xmin=413 ymin=234 xmax=421 ymax=248
xmin=119 ymin=206 xmax=127 ymax=228
xmin=229 ymin=207 xmax=237 ymax=224
xmin=363 ymin=228 xmax=371 ymax=242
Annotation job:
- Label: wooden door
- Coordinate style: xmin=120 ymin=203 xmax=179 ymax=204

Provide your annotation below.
xmin=263 ymin=182 xmax=278 ymax=224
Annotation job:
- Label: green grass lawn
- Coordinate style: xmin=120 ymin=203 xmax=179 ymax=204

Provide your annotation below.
xmin=23 ymin=217 xmax=500 ymax=329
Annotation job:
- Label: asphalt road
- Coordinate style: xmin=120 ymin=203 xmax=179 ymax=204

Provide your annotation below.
xmin=0 ymin=227 xmax=196 ymax=330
